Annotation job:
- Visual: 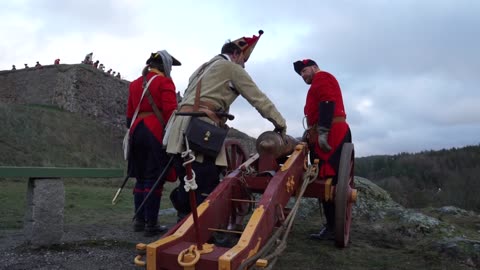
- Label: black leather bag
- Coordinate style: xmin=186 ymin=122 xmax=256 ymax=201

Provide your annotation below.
xmin=185 ymin=117 xmax=228 ymax=158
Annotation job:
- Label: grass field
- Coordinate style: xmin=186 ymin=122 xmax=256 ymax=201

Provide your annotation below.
xmin=0 ymin=179 xmax=178 ymax=230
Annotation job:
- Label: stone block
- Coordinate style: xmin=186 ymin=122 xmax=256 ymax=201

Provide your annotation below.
xmin=24 ymin=178 xmax=65 ymax=247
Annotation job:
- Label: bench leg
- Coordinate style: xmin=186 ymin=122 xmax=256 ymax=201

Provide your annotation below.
xmin=24 ymin=178 xmax=65 ymax=247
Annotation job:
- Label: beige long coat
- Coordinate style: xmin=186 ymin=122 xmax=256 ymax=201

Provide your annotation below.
xmin=164 ymin=55 xmax=286 ymax=166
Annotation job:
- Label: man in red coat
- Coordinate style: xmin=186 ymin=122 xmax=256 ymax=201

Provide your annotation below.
xmin=293 ymin=59 xmax=352 ymax=240
xmin=127 ymin=50 xmax=180 ymax=236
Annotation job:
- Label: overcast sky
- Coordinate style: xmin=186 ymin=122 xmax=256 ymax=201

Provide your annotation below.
xmin=1 ymin=0 xmax=479 ymax=157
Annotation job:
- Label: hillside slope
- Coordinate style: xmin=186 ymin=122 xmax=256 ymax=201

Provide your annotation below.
xmin=0 ymin=103 xmax=123 ymax=168
xmin=0 ymin=103 xmax=257 ymax=168
xmin=355 ymin=146 xmax=480 ymax=211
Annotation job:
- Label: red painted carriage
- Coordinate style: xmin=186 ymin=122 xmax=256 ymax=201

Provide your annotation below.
xmin=134 ymin=131 xmax=356 ymax=270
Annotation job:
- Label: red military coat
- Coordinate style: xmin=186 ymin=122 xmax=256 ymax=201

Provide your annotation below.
xmin=127 ymin=71 xmax=177 ymax=142
xmin=304 ymin=71 xmax=349 ymax=178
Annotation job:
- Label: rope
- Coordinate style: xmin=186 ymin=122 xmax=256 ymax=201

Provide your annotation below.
xmin=182 ymin=136 xmax=198 ymax=192
xmin=183 ymin=171 xmax=198 ymax=192
xmin=237 ymin=162 xmax=319 ymax=270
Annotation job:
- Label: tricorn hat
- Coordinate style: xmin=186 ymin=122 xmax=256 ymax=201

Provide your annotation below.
xmin=146 ymin=51 xmax=181 ymax=66
xmin=293 ymin=59 xmax=317 ymax=75
xmin=232 ymin=30 xmax=264 ymax=62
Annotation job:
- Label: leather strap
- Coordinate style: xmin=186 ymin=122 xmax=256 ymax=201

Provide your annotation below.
xmin=179 ymin=104 xmax=221 ymax=124
xmin=306 ymin=116 xmax=346 ymax=145
xmin=138 ymin=112 xmax=153 ymax=118
xmin=332 ymin=116 xmax=346 ymax=123
xmin=129 ymin=75 xmax=158 ymax=128
xmin=190 ymin=78 xmax=225 ymax=125
xmin=193 ymin=79 xmax=202 ymax=111
xmin=145 ymin=89 xmax=165 ymax=127
xmin=307 ymin=116 xmax=346 ymax=129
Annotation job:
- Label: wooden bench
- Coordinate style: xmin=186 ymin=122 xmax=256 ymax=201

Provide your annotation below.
xmin=0 ymin=166 xmax=124 ymax=247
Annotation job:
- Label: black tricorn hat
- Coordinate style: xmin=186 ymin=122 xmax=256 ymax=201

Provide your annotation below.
xmin=146 ymin=51 xmax=181 ymax=66
xmin=293 ymin=59 xmax=317 ymax=75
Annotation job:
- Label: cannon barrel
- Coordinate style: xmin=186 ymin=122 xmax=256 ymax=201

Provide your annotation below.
xmin=255 ymin=131 xmax=299 ymax=159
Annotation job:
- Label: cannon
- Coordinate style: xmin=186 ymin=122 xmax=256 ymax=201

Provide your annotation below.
xmin=134 ymin=131 xmax=357 ymax=270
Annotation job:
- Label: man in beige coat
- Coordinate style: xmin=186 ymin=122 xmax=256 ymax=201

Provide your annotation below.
xmin=165 ymin=30 xmax=287 ymax=220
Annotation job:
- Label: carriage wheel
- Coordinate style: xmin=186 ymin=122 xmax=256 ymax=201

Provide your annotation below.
xmin=334 ymin=143 xmax=356 ymax=248
xmin=224 ymin=139 xmax=248 ymax=172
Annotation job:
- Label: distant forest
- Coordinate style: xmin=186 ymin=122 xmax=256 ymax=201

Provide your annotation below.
xmin=355 ymin=144 xmax=480 ymax=211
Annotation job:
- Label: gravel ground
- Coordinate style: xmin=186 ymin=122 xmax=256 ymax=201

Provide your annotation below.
xmin=2 ymin=195 xmax=478 ymax=270
xmin=0 ymin=224 xmax=164 ymax=270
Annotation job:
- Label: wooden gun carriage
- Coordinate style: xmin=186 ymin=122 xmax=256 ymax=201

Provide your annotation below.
xmin=135 ymin=131 xmax=356 ymax=270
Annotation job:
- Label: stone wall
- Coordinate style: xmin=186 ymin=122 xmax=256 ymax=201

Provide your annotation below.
xmin=0 ymin=64 xmax=129 ymax=129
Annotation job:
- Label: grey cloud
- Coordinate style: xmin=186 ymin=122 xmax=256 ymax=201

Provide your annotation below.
xmin=229 ymin=1 xmax=480 ymax=79
xmin=248 ymin=0 xmax=480 ymax=153
xmin=20 ymin=0 xmax=140 ymax=36
xmin=4 ymin=0 xmax=478 ymax=156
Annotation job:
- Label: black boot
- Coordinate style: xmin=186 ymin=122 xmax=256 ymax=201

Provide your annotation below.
xmin=133 ymin=218 xmax=146 ymax=232
xmin=144 ymin=221 xmax=167 ymax=237
xmin=133 ymin=180 xmax=145 ymax=232
xmin=310 ymin=200 xmax=335 ymax=240
xmin=322 ymin=200 xmax=335 ymax=228
xmin=310 ymin=225 xmax=335 ymax=240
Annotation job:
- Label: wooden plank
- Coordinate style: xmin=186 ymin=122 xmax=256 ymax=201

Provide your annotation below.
xmin=0 ymin=166 xmax=124 ymax=178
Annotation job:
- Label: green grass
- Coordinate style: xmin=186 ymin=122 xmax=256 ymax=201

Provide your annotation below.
xmin=0 ymin=179 xmax=178 ymax=230
xmin=0 ymin=179 xmax=26 ymax=229
xmin=0 ymin=103 xmax=124 ymax=168
xmin=26 ymin=104 xmax=66 ymax=112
